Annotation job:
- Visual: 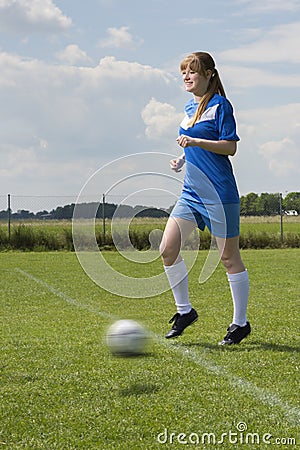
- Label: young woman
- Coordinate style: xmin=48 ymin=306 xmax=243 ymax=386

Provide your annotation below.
xmin=160 ymin=52 xmax=250 ymax=345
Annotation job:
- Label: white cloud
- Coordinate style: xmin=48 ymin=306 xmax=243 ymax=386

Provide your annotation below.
xmin=0 ymin=52 xmax=179 ymax=194
xmin=98 ymin=26 xmax=143 ymax=49
xmin=141 ymin=98 xmax=182 ymax=140
xmin=221 ymin=64 xmax=300 ymax=89
xmin=233 ymin=103 xmax=300 ymax=193
xmin=83 ymin=56 xmax=173 ymax=88
xmin=55 ymin=44 xmax=92 ymax=65
xmin=0 ymin=0 xmax=72 ymax=33
xmin=238 ymin=103 xmax=300 ymax=141
xmin=233 ymin=0 xmax=300 ymax=13
xmin=0 ymin=142 xmax=95 ymax=198
xmin=178 ymin=17 xmax=222 ymax=25
xmin=259 ymin=138 xmax=299 ymax=176
xmin=219 ymin=22 xmax=300 ymax=64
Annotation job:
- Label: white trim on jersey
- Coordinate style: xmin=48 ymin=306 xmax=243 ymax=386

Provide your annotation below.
xmin=180 ymin=104 xmax=219 ymax=130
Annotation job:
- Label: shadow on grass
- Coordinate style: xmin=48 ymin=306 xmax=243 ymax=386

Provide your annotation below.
xmin=247 ymin=340 xmax=300 ymax=353
xmin=174 ymin=340 xmax=300 ymax=353
xmin=110 ymin=351 xmax=156 ymax=359
xmin=119 ymin=382 xmax=161 ymax=397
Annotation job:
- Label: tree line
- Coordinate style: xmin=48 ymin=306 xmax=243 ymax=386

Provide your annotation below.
xmin=0 ymin=192 xmax=299 ymax=220
xmin=0 ymin=202 xmax=169 ymax=220
xmin=240 ymin=192 xmax=299 ymax=216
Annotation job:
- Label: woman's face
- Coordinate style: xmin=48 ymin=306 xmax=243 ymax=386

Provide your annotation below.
xmin=181 ymin=65 xmax=211 ymax=98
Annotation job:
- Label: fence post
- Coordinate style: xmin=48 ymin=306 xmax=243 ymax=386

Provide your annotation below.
xmin=279 ymin=193 xmax=283 ymax=243
xmin=7 ymin=194 xmax=11 ymax=242
xmin=102 ymin=193 xmax=106 ymax=246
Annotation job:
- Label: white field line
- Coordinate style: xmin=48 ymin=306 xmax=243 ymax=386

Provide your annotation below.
xmin=16 ymin=268 xmax=300 ymax=426
xmin=157 ymin=336 xmax=300 ymax=426
xmin=15 ymin=268 xmax=114 ymax=320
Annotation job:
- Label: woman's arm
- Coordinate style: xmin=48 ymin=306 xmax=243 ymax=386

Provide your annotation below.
xmin=176 ymin=135 xmax=237 ymax=156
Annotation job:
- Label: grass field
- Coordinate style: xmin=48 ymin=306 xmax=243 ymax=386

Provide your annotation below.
xmin=1 ymin=250 xmax=299 ymax=449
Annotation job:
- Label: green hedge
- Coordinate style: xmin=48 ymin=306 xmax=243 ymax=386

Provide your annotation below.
xmin=0 ymin=223 xmax=299 ymax=251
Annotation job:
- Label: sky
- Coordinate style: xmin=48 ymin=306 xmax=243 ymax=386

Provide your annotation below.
xmin=0 ymin=0 xmax=299 ymax=211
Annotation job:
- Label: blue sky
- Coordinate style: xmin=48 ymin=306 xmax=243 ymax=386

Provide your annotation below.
xmin=0 ymin=0 xmax=299 ymax=210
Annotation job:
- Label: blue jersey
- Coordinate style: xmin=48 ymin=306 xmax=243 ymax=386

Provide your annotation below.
xmin=179 ymin=93 xmax=240 ymax=205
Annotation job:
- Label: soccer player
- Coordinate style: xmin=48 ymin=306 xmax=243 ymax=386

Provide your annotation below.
xmin=160 ymin=52 xmax=251 ymax=345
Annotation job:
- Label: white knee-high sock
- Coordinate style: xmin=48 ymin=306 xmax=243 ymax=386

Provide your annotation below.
xmin=227 ymin=269 xmax=249 ymax=327
xmin=164 ymin=260 xmax=192 ymax=315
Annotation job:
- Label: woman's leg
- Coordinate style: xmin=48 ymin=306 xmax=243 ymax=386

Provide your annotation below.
xmin=160 ymin=216 xmax=196 ymax=267
xmin=160 ymin=217 xmax=198 ymax=338
xmin=215 ymin=236 xmax=250 ymax=343
xmin=215 ymin=235 xmax=245 ymax=274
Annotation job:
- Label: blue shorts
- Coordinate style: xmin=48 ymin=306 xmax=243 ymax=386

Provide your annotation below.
xmin=170 ymin=198 xmax=240 ymax=238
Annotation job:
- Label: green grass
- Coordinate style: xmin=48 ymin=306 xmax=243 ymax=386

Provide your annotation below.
xmin=1 ymin=250 xmax=299 ymax=449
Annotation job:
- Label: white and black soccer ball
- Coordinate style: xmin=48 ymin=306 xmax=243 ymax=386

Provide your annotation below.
xmin=106 ymin=319 xmax=149 ymax=356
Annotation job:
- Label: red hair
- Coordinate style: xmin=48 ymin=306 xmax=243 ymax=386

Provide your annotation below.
xmin=180 ymin=52 xmax=226 ymax=127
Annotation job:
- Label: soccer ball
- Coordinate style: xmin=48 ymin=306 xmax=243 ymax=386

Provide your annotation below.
xmin=106 ymin=319 xmax=149 ymax=356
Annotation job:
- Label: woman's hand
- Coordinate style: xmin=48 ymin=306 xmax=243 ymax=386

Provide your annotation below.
xmin=176 ymin=135 xmax=196 ymax=148
xmin=170 ymin=156 xmax=185 ymax=173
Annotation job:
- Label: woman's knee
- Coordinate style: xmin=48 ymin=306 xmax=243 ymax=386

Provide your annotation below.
xmin=159 ymin=239 xmax=180 ymax=265
xmin=220 ymin=251 xmax=245 ymax=273
xmin=220 ymin=252 xmax=234 ymax=271
xmin=159 ymin=239 xmax=174 ymax=259
xmin=216 ymin=236 xmax=244 ymax=272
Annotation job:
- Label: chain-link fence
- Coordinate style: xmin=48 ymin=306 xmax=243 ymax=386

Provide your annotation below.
xmin=0 ymin=193 xmax=299 ymax=249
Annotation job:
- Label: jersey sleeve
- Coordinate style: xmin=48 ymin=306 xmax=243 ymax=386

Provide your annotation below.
xmin=216 ymin=98 xmax=240 ymax=141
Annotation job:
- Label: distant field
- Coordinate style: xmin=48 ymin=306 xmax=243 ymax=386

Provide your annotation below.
xmin=1 ymin=214 xmax=299 ymax=227
xmin=0 ymin=216 xmax=299 ymax=250
xmin=1 ymin=249 xmax=299 ymax=449
xmin=240 ymin=215 xmax=300 ymax=233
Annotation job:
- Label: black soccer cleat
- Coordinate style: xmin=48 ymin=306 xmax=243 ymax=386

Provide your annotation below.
xmin=218 ymin=321 xmax=251 ymax=346
xmin=165 ymin=308 xmax=198 ymax=339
